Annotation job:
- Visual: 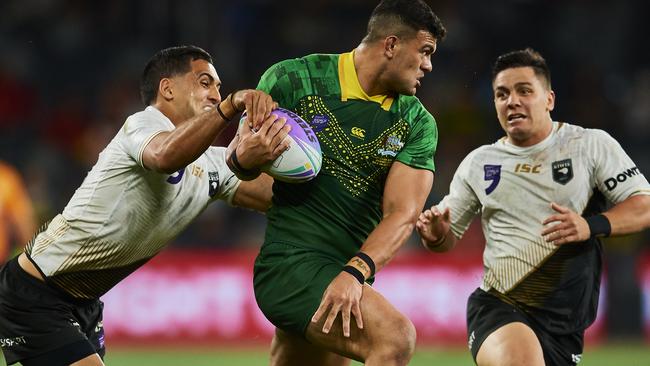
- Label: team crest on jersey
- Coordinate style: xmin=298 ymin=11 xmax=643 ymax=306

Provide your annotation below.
xmin=310 ymin=114 xmax=329 ymax=133
xmin=552 ymin=159 xmax=573 ymax=185
xmin=377 ymin=135 xmax=404 ymax=157
xmin=484 ymin=165 xmax=501 ymax=194
xmin=208 ymin=171 xmax=220 ymax=197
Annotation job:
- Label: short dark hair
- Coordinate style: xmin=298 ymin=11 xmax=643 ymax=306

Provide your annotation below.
xmin=140 ymin=45 xmax=213 ymax=106
xmin=492 ymin=48 xmax=552 ymax=88
xmin=363 ymin=0 xmax=446 ymax=43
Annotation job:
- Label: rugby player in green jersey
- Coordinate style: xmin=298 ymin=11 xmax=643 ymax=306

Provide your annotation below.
xmin=245 ymin=1 xmax=446 ymax=365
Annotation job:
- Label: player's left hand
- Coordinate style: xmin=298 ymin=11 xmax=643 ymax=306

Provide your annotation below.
xmin=233 ymin=113 xmax=291 ymax=169
xmin=311 ymin=272 xmax=364 ymax=338
xmin=541 ymin=202 xmax=590 ymax=245
xmin=232 ymin=89 xmax=278 ymax=128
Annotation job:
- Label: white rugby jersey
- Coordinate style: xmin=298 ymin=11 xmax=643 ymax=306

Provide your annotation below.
xmin=439 ymin=122 xmax=650 ymax=296
xmin=27 ymin=106 xmax=240 ymax=299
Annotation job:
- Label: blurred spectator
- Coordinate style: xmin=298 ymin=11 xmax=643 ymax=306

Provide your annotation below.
xmin=0 ymin=160 xmax=36 ymax=263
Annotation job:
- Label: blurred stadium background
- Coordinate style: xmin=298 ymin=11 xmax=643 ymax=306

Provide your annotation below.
xmin=1 ymin=0 xmax=649 ymax=364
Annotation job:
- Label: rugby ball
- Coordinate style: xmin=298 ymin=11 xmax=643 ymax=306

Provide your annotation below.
xmin=240 ymin=108 xmax=322 ymax=183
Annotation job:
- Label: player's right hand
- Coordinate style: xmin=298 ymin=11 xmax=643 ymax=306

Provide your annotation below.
xmin=311 ymin=272 xmax=364 ymax=338
xmin=416 ymin=205 xmax=452 ymax=251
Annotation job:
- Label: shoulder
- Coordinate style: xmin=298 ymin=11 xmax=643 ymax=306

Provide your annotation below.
xmin=121 ymin=107 xmax=171 ymax=136
xmin=558 ymin=122 xmax=618 ymax=146
xmin=264 ymin=54 xmax=338 ymax=76
xmin=398 ymin=95 xmax=435 ymax=126
xmin=125 ymin=107 xmax=164 ymax=124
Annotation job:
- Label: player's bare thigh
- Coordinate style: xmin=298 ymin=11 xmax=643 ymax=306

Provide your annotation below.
xmin=303 ymin=284 xmax=415 ymax=365
xmin=69 ymin=353 xmax=104 ymax=366
xmin=476 ymin=322 xmax=544 ymax=366
xmin=270 ymin=328 xmax=351 ymax=366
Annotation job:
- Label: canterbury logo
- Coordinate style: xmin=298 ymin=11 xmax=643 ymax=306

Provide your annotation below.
xmin=351 ymin=127 xmax=366 ymax=139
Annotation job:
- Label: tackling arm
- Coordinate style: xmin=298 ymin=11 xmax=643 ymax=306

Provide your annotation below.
xmin=143 ymin=90 xmax=278 ymax=174
xmin=231 ymin=173 xmax=274 ymax=212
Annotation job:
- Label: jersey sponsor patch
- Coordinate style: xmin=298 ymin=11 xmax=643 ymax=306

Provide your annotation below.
xmin=552 ymin=159 xmax=573 ymax=185
xmin=310 ymin=114 xmax=330 ymax=133
xmin=484 ymin=164 xmax=501 ymax=194
xmin=604 ymin=166 xmax=641 ymax=191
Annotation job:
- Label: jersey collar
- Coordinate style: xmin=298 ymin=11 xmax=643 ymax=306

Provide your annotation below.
xmin=338 ymin=50 xmax=394 ymax=111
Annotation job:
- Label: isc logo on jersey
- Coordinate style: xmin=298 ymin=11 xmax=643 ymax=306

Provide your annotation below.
xmin=604 ymin=166 xmax=641 ymax=191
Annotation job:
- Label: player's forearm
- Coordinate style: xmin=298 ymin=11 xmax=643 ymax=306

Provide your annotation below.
xmin=603 ymin=194 xmax=650 ymax=236
xmin=358 ymin=210 xmax=418 ymax=273
xmin=150 ymin=107 xmax=232 ymax=173
xmin=231 ymin=174 xmax=274 ymax=212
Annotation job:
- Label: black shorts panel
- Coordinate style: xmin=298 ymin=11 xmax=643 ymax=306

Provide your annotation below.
xmin=466 ymin=288 xmax=584 ymax=366
xmin=0 ymin=258 xmax=105 ymax=365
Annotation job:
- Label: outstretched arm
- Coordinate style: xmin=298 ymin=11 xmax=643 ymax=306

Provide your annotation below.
xmin=143 ymin=89 xmax=277 ymax=174
xmin=231 ymin=173 xmax=275 ymax=212
xmin=311 ymin=161 xmax=433 ymax=337
xmin=542 ymin=194 xmax=650 ymax=245
xmin=416 ymin=205 xmax=457 ymax=252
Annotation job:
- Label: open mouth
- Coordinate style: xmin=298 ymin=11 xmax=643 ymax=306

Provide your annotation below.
xmin=507 ymin=113 xmax=526 ymax=123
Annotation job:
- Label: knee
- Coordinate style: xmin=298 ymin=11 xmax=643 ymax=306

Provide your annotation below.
xmin=477 ymin=346 xmax=543 ymax=366
xmin=373 ymin=315 xmax=416 ymax=363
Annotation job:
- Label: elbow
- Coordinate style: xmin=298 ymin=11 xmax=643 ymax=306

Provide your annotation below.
xmin=148 ymin=149 xmax=184 ymax=174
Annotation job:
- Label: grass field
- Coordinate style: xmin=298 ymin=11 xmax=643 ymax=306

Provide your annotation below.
xmin=5 ymin=343 xmax=649 ymax=365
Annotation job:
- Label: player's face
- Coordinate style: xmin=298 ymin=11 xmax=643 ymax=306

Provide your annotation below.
xmin=386 ymin=30 xmax=436 ymax=96
xmin=173 ymin=59 xmax=222 ymax=120
xmin=493 ymin=67 xmax=555 ymax=147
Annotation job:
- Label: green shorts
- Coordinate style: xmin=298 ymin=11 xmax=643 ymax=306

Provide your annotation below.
xmin=253 ymin=242 xmax=346 ymax=336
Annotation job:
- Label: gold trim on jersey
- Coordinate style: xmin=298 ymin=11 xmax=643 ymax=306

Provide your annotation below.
xmin=482 ymin=236 xmax=558 ymax=295
xmin=338 ymin=51 xmax=394 ymax=111
xmin=30 ymin=215 xmax=70 ymax=256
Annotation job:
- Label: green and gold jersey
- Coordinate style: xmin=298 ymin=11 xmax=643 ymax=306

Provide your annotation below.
xmin=258 ymin=52 xmax=438 ymax=260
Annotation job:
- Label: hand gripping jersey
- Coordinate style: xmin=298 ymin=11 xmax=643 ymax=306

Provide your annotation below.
xmin=26 ymin=106 xmax=240 ymax=299
xmin=439 ymin=122 xmax=650 ymax=333
xmin=257 ymin=52 xmax=438 ymax=260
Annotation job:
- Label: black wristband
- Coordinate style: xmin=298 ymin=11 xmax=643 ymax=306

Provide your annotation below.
xmin=585 ymin=214 xmax=611 ymax=238
xmin=229 ymin=90 xmax=243 ymax=113
xmin=228 ymin=149 xmax=260 ymax=179
xmin=216 ymin=102 xmax=231 ymax=122
xmin=427 ymin=230 xmax=448 ymax=248
xmin=355 ymin=252 xmax=376 ymax=277
xmin=342 ymin=265 xmax=365 ymax=284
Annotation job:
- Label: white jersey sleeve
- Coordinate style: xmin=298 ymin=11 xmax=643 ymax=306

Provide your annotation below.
xmin=437 ymin=150 xmax=481 ymax=239
xmin=120 ymin=106 xmax=173 ymax=168
xmin=588 ymin=129 xmax=650 ymax=203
